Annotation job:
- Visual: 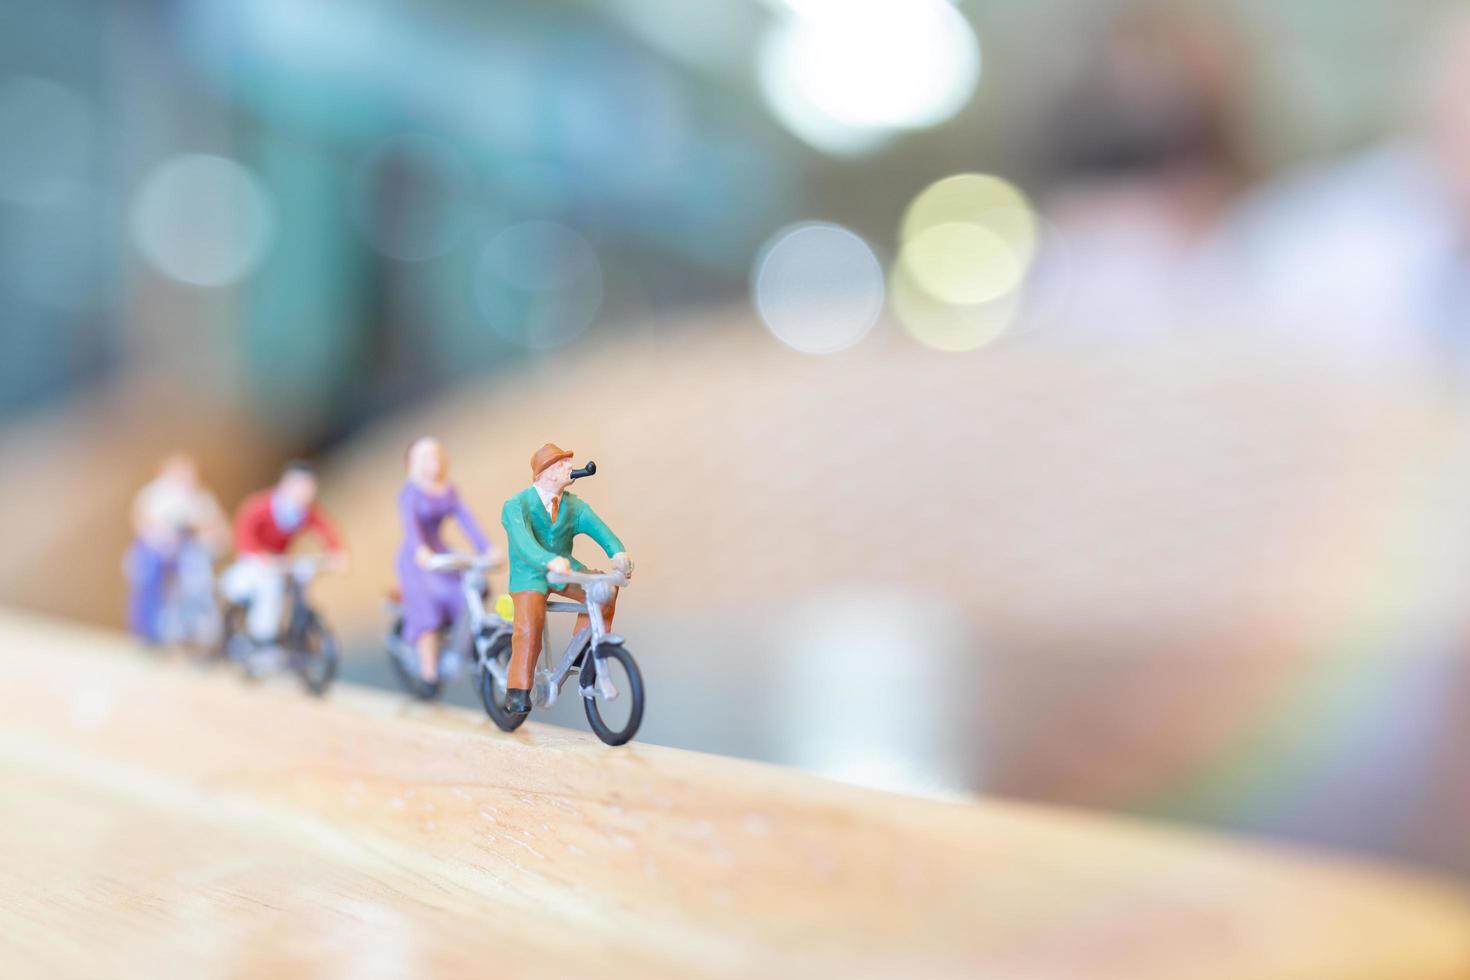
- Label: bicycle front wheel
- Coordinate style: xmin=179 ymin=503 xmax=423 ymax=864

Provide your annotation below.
xmin=387 ymin=617 xmax=443 ymax=701
xmin=182 ymin=601 xmax=224 ymax=660
xmin=292 ymin=614 xmax=339 ymax=697
xmin=221 ymin=603 xmax=247 ymax=656
xmin=583 ymin=645 xmax=644 ymax=746
xmin=220 ymin=603 xmax=258 ymax=675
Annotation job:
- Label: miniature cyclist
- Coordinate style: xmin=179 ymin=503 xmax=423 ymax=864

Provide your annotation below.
xmin=501 ymin=443 xmax=632 ymax=716
xmin=124 ymin=452 xmax=229 ymax=643
xmin=220 ymin=461 xmax=347 ymax=648
xmin=395 ymin=436 xmax=499 ymax=684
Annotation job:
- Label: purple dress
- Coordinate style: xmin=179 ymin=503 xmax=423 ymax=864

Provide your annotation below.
xmin=395 ymin=482 xmax=490 ymax=642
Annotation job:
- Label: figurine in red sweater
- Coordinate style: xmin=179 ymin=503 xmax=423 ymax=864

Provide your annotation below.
xmin=220 ymin=462 xmax=347 ymax=645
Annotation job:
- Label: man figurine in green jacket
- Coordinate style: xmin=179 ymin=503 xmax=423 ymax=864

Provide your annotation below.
xmin=501 ymin=443 xmax=632 ymax=715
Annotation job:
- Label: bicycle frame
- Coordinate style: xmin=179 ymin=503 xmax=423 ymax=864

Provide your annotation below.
xmin=159 ymin=536 xmax=221 ymax=647
xmin=283 ymin=573 xmax=312 ymax=647
xmin=224 ymin=556 xmax=332 ymax=671
xmin=518 ymin=570 xmax=627 ymax=710
xmin=266 ymin=556 xmax=329 ymax=645
xmin=439 ymin=559 xmax=629 ymax=711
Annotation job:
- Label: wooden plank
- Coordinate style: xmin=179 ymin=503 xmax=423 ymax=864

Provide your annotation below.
xmin=2 ymin=610 xmax=1468 ymax=979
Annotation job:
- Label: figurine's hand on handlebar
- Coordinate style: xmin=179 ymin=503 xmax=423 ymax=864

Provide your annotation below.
xmin=415 ymin=545 xmax=434 ymax=570
xmin=546 ymin=556 xmax=572 ymax=575
xmin=612 ymin=552 xmax=633 ymax=580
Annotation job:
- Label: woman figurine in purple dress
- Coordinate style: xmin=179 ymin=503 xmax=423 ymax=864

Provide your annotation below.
xmin=396 ymin=437 xmax=498 ymax=683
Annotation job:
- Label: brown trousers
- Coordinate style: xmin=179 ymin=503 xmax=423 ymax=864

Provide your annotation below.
xmin=508 ymin=585 xmax=618 ymax=691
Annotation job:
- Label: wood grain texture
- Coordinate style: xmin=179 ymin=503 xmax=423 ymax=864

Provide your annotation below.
xmin=2 ymin=610 xmax=1469 ymax=980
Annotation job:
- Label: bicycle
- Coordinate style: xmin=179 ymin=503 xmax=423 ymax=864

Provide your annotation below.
xmin=479 ymin=564 xmax=644 ymax=746
xmin=221 ymin=554 xmax=340 ymax=697
xmin=157 ymin=532 xmax=223 ymax=654
xmin=384 ymin=552 xmax=512 ymax=702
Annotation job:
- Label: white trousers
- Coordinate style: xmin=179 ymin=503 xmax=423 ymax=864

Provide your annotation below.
xmin=220 ymin=557 xmax=286 ymax=642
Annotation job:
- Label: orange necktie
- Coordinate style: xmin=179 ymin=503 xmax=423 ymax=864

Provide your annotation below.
xmin=548 ymin=495 xmax=559 ymax=524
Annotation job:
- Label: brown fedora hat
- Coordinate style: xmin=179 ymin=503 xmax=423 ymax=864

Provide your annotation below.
xmin=530 ymin=443 xmax=574 ymax=477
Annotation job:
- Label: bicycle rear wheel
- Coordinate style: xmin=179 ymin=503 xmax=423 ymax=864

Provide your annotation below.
xmin=479 ymin=633 xmax=526 ymax=732
xmin=583 ymin=644 xmax=643 ymax=746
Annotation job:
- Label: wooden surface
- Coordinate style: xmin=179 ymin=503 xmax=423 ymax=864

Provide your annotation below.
xmin=3 ymin=611 xmax=1469 ymax=980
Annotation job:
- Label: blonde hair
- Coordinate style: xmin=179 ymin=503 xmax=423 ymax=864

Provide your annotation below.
xmin=406 ymin=437 xmax=444 ymax=482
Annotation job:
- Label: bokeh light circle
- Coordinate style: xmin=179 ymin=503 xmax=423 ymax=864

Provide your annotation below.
xmin=893 ymin=172 xmax=1040 ymax=341
xmin=901 ymin=173 xmax=1036 ymax=250
xmin=890 ymin=259 xmax=1019 ymax=353
xmin=0 ymin=76 xmax=94 ymax=208
xmin=130 ymin=154 xmax=276 ymax=287
xmin=350 ymin=135 xmax=476 ymax=262
xmin=901 ymin=223 xmax=1025 ymax=305
xmin=752 ymin=221 xmax=885 ymax=354
xmin=758 ymin=0 xmax=981 ymax=155
xmin=475 ymin=221 xmax=603 ymax=349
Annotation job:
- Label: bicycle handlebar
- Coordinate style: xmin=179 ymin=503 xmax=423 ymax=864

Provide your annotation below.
xmin=245 ymin=553 xmax=338 ymax=569
xmin=423 ymin=551 xmax=503 ymax=573
xmin=545 ymin=568 xmax=630 ymax=589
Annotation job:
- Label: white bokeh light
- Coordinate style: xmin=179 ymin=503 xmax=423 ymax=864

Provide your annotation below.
xmin=777 ymin=588 xmax=975 ymax=796
xmin=752 ymin=221 xmax=885 ymax=354
xmin=758 ymin=0 xmax=981 ymax=155
xmin=475 ymin=221 xmax=603 ymax=349
xmin=130 ymin=154 xmax=276 ymax=287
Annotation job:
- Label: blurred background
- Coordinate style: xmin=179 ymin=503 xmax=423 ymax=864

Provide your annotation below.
xmin=5 ymin=0 xmax=1470 ymax=888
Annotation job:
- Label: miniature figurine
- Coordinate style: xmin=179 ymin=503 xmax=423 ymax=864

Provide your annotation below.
xmin=386 ymin=548 xmax=512 ymax=701
xmin=393 ymin=437 xmax=500 ymax=686
xmin=478 ymin=546 xmax=644 ymax=744
xmin=219 ymin=461 xmax=347 ymax=655
xmin=124 ymin=452 xmax=229 ymax=646
xmin=500 ymin=443 xmax=632 ymax=716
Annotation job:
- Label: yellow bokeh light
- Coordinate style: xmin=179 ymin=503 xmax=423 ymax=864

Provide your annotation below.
xmin=890 ymin=258 xmax=1018 ymax=352
xmin=902 ymin=174 xmax=1033 ymax=239
xmin=900 ymin=222 xmax=1024 ymax=305
xmin=900 ymin=173 xmax=1039 ymax=288
xmin=890 ymin=172 xmax=1040 ymax=349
